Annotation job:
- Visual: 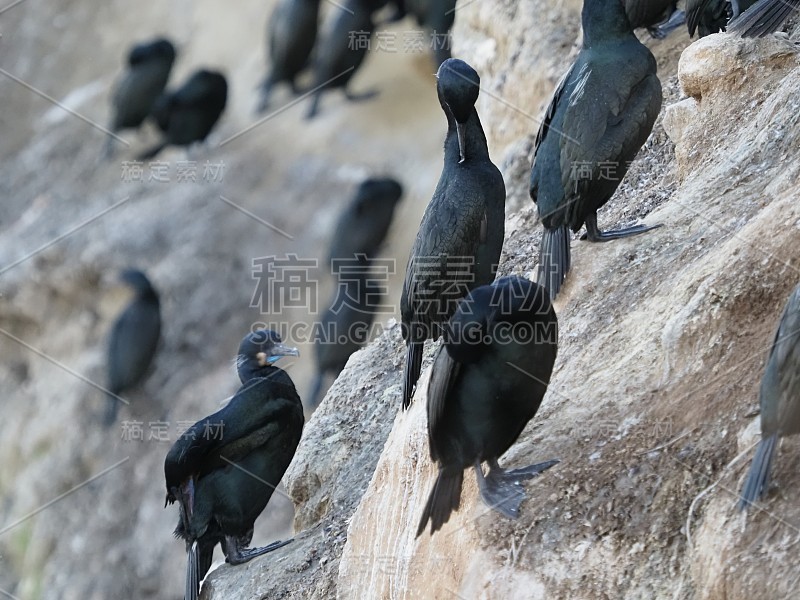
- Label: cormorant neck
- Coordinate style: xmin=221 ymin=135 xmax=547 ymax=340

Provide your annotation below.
xmin=137 ymin=286 xmax=159 ymax=304
xmin=238 ymin=363 xmax=281 ymax=385
xmin=582 ymin=0 xmax=633 ymax=47
xmin=444 ymin=108 xmax=490 ymax=163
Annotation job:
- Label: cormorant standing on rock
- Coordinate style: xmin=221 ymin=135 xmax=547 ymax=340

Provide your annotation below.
xmin=728 ymin=0 xmax=799 ymax=37
xmin=140 ymin=69 xmax=228 ymax=160
xmin=104 ymin=38 xmax=176 ymax=158
xmin=417 ymin=276 xmax=559 ymax=536
xmin=164 ymin=330 xmax=303 ymax=600
xmin=104 ymin=269 xmax=161 ymax=426
xmin=309 ymin=273 xmax=384 ymax=407
xmin=740 ymin=285 xmax=800 ymax=510
xmin=686 ymin=0 xmax=758 ymax=36
xmin=401 ymin=58 xmax=505 ymax=409
xmin=529 ymin=0 xmax=662 ymax=301
xmin=257 ymin=0 xmax=321 ymax=113
xmin=305 ymin=0 xmax=383 ymax=119
xmin=326 ymin=177 xmax=403 ymax=267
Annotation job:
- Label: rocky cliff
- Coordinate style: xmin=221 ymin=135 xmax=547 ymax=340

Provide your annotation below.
xmin=1 ymin=1 xmax=799 ymax=600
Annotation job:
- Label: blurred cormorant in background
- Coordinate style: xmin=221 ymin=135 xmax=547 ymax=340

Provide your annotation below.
xmin=257 ymin=0 xmax=321 ymax=113
xmin=104 ymin=269 xmax=161 ymax=425
xmin=309 ymin=273 xmax=384 ymax=407
xmin=305 ymin=0 xmax=383 ymax=119
xmin=140 ymin=69 xmax=228 ymax=159
xmin=104 ymin=38 xmax=176 ymax=158
xmin=326 ymin=177 xmax=403 ymax=266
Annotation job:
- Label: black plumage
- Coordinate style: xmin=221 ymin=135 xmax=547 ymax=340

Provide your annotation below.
xmin=728 ymin=0 xmax=799 ymax=37
xmin=308 ymin=177 xmax=403 ymax=407
xmin=739 ymin=285 xmax=800 ymax=510
xmin=257 ymin=0 xmax=321 ymax=113
xmin=686 ymin=0 xmax=759 ymax=36
xmin=417 ymin=276 xmax=559 ymax=536
xmin=309 ymin=274 xmax=384 ymax=407
xmin=104 ymin=269 xmax=161 ymax=425
xmin=326 ymin=177 xmax=403 ymax=267
xmin=104 ymin=38 xmax=176 ymax=157
xmin=403 ymin=0 xmax=457 ymax=65
xmin=529 ymin=0 xmax=662 ymax=301
xmin=140 ymin=69 xmax=228 ymax=160
xmin=305 ymin=0 xmax=382 ymax=119
xmin=625 ymin=0 xmax=684 ymax=37
xmin=400 ymin=58 xmax=506 ymax=409
xmin=164 ymin=330 xmax=303 ymax=600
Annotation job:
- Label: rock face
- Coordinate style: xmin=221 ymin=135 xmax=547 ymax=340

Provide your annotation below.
xmin=203 ymin=21 xmax=800 ymax=600
xmin=3 ymin=2 xmax=800 ymax=600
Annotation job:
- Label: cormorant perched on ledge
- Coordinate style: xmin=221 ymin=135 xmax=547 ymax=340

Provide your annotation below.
xmin=740 ymin=285 xmax=800 ymax=511
xmin=104 ymin=38 xmax=176 ymax=158
xmin=104 ymin=269 xmax=161 ymax=426
xmin=140 ymin=69 xmax=227 ymax=160
xmin=164 ymin=330 xmax=303 ymax=600
xmin=417 ymin=276 xmax=559 ymax=536
xmin=401 ymin=58 xmax=505 ymax=409
xmin=530 ymin=0 xmax=662 ymax=301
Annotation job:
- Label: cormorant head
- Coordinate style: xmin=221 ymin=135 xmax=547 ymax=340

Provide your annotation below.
xmin=444 ymin=277 xmax=556 ymax=363
xmin=237 ymin=329 xmax=299 ymax=382
xmin=128 ymin=38 xmax=176 ymax=67
xmin=355 ymin=178 xmax=404 ymax=213
xmin=582 ymin=0 xmax=633 ymax=46
xmin=436 ymin=58 xmax=480 ymax=163
xmin=120 ymin=268 xmax=157 ymax=298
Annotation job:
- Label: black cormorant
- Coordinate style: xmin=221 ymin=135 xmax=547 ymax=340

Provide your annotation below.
xmin=309 ymin=273 xmax=384 ymax=407
xmin=403 ymin=0 xmax=457 ymax=65
xmin=164 ymin=330 xmax=303 ymax=600
xmin=740 ymin=285 xmax=800 ymax=510
xmin=417 ymin=276 xmax=559 ymax=536
xmin=326 ymin=177 xmax=403 ymax=266
xmin=305 ymin=0 xmax=383 ymax=119
xmin=401 ymin=58 xmax=505 ymax=409
xmin=104 ymin=38 xmax=176 ymax=158
xmin=104 ymin=269 xmax=161 ymax=425
xmin=257 ymin=0 xmax=321 ymax=113
xmin=140 ymin=69 xmax=228 ymax=160
xmin=529 ymin=0 xmax=662 ymax=301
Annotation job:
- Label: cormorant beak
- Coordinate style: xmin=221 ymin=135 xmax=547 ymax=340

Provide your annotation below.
xmin=259 ymin=343 xmax=300 ymax=365
xmin=456 ymin=121 xmax=466 ymax=164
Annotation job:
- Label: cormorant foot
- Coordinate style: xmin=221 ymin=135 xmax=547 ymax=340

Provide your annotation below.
xmin=223 ymin=537 xmax=293 ymax=565
xmin=581 ymin=222 xmax=663 ymax=242
xmin=344 ymin=89 xmax=380 ymax=103
xmin=475 ymin=459 xmax=558 ymax=519
xmin=505 ymin=459 xmax=560 ymax=480
xmin=650 ymin=9 xmax=685 ymax=38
